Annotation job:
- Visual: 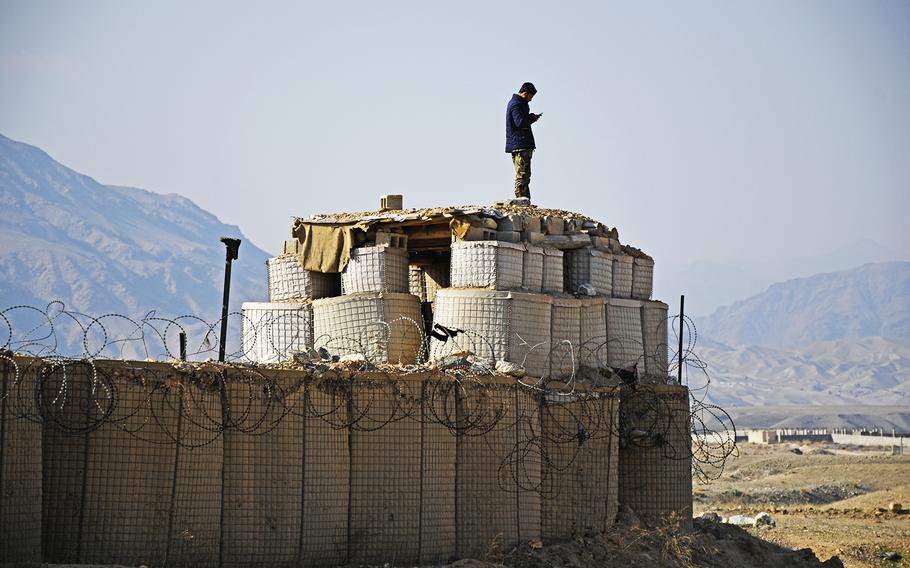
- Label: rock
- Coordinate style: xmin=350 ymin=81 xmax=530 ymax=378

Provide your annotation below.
xmin=696 ymin=511 xmax=722 ymax=523
xmin=529 ymin=539 xmax=543 ymax=550
xmin=590 ymin=235 xmax=612 ymax=250
xmin=437 ymin=354 xmax=470 ymax=369
xmin=496 ymin=230 xmax=522 ymax=243
xmin=577 ymin=283 xmax=597 ymax=296
xmin=753 ymin=512 xmax=775 ymax=527
xmin=542 ymin=233 xmax=591 ymax=250
xmin=879 ymin=550 xmax=902 ymax=561
xmin=629 ymin=429 xmax=648 ymax=441
xmin=497 ymin=214 xmax=526 ymax=232
xmin=339 ymin=353 xmax=365 ymax=363
xmin=522 ymin=230 xmax=545 ymax=245
xmin=495 ymin=360 xmax=527 ymax=377
xmin=725 ymin=514 xmax=755 ymax=526
xmin=469 ymin=362 xmax=491 ymax=374
xmin=543 ymin=216 xmax=565 ymax=235
xmin=509 ymin=197 xmax=531 ymax=207
xmin=888 ymin=502 xmax=902 ymax=513
xmin=790 ymin=447 xmax=803 ymax=455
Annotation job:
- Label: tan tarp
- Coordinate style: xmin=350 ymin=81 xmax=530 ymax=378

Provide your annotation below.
xmin=449 ymin=219 xmax=473 ymax=240
xmin=292 ymin=222 xmax=356 ymax=273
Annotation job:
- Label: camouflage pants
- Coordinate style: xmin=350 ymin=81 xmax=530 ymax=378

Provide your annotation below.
xmin=512 ymin=149 xmax=533 ymax=198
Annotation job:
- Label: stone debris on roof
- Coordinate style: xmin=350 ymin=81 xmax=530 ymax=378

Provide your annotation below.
xmin=243 ymin=195 xmax=663 ymax=381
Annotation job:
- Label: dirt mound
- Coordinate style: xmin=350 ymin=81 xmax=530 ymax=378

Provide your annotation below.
xmin=415 ymin=516 xmax=843 ymax=568
xmin=701 ymin=484 xmax=871 ymax=506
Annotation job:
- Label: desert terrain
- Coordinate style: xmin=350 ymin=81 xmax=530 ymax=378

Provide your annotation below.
xmin=692 ymin=441 xmax=910 ymax=568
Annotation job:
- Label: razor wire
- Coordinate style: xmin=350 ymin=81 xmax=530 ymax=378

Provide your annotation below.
xmin=1 ymin=301 xmax=735 ymax=486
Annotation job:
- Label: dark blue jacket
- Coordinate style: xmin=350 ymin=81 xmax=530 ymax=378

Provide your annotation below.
xmin=505 ymin=93 xmax=537 ymax=152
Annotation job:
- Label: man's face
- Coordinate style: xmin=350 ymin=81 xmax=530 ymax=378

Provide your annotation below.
xmin=520 ymin=91 xmax=535 ymax=102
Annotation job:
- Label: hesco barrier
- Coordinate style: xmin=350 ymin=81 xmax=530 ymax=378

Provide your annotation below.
xmin=618 ymin=385 xmax=694 ymax=527
xmin=0 ymin=356 xmax=692 ymax=567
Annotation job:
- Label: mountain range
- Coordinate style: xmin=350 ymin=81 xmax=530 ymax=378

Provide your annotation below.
xmin=691 ymin=262 xmax=910 ymax=409
xmin=0 ymin=133 xmax=269 ymax=322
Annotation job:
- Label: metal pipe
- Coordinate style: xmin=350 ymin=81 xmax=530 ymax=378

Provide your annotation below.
xmin=218 ymin=237 xmax=241 ymax=362
xmin=678 ymin=294 xmax=685 ymax=384
xmin=179 ymin=332 xmax=187 ymax=361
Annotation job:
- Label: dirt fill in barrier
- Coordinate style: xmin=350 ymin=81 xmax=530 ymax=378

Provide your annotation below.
xmin=514 ymin=386 xmax=542 ymax=543
xmin=348 ymin=376 xmax=422 ymax=565
xmin=0 ymin=359 xmax=42 ymax=562
xmin=165 ymin=373 xmax=223 ymax=568
xmin=618 ymin=385 xmax=693 ymax=527
xmin=540 ymin=392 xmax=619 ymax=541
xmin=455 ymin=382 xmax=542 ymax=558
xmin=418 ymin=374 xmax=457 ymax=564
xmin=40 ymin=361 xmax=177 ymax=565
xmin=298 ymin=376 xmax=350 ymax=566
xmin=221 ymin=369 xmax=304 ymax=568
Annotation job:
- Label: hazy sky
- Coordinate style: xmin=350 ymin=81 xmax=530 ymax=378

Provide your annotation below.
xmin=2 ymin=0 xmax=908 ymax=264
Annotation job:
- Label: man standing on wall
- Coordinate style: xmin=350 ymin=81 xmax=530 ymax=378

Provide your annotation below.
xmin=506 ymin=82 xmax=542 ymax=200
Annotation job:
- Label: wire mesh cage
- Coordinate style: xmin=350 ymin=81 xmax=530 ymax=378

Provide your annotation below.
xmin=0 ymin=353 xmax=708 ymax=567
xmin=409 ymin=265 xmax=427 ymax=302
xmin=241 ymin=302 xmax=314 ymax=363
xmin=606 ymin=298 xmax=644 ymax=370
xmin=549 ymin=297 xmax=581 ymax=380
xmin=640 ymin=300 xmax=669 ymax=382
xmin=341 ymin=245 xmax=410 ymax=295
xmin=541 ymin=247 xmax=564 ymax=293
xmin=312 ymin=292 xmax=423 ymax=364
xmin=450 ymin=241 xmax=524 ymax=290
xmin=563 ymin=247 xmax=613 ymax=296
xmin=618 ymin=386 xmax=693 ymax=527
xmin=540 ymin=393 xmax=619 ymax=541
xmin=522 ymin=244 xmax=544 ymax=293
xmin=611 ymin=254 xmax=634 ymax=299
xmin=632 ymin=257 xmax=654 ymax=300
xmin=267 ymin=254 xmax=340 ymax=301
xmin=429 ymin=289 xmax=552 ymax=377
xmin=578 ymin=296 xmax=607 ymax=374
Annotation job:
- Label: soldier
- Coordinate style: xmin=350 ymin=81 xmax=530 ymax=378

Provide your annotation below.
xmin=505 ymin=82 xmax=542 ymax=199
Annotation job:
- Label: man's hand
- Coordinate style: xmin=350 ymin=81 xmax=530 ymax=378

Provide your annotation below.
xmin=533 ymin=113 xmax=542 ymax=122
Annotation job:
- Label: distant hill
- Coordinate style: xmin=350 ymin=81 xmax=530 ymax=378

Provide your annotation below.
xmin=697 ymin=262 xmax=910 ymax=349
xmin=655 ymin=241 xmax=906 ymax=318
xmin=0 ymin=132 xmax=269 ymax=323
xmin=693 ymin=336 xmax=910 ymax=407
xmin=724 ymin=405 xmax=910 ymax=431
